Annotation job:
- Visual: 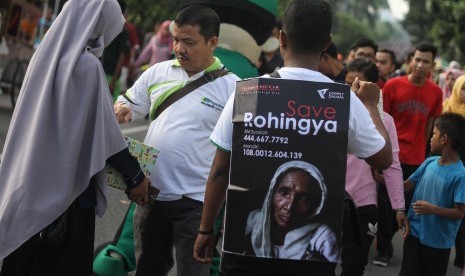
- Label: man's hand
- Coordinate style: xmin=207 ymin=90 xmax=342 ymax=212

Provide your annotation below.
xmin=114 ymin=102 xmax=132 ymax=123
xmin=351 ymin=77 xmax=380 ymax=108
xmin=193 ymin=233 xmax=216 ymax=264
xmin=395 ymin=211 xmax=409 ymax=239
xmin=127 ymin=177 xmax=150 ymax=205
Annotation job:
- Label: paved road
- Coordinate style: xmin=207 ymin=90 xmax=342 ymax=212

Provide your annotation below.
xmin=0 ymin=93 xmax=462 ymax=275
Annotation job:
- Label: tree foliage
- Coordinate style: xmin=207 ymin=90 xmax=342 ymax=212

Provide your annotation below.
xmin=332 ymin=13 xmax=374 ymax=54
xmin=330 ymin=0 xmax=408 ymax=56
xmin=332 ymin=0 xmax=389 ymax=26
xmin=126 ymin=0 xmax=181 ymax=32
xmin=403 ymin=0 xmax=465 ymax=63
xmin=124 ymin=0 xmax=407 ymax=59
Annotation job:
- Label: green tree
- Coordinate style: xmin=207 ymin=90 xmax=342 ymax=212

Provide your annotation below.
xmin=403 ymin=0 xmax=465 ymax=63
xmin=331 ymin=0 xmax=389 ymax=26
xmin=126 ymin=0 xmax=181 ymax=32
xmin=332 ymin=13 xmax=374 ymax=55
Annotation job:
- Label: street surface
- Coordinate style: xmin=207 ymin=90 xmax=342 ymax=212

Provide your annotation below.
xmin=0 ymin=93 xmax=461 ymax=275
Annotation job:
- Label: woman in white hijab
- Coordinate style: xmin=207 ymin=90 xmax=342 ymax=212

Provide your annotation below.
xmin=245 ymin=160 xmax=340 ymax=262
xmin=0 ymin=0 xmax=149 ymax=275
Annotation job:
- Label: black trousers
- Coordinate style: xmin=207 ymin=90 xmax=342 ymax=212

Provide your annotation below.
xmin=455 ymin=218 xmax=465 ymax=266
xmin=376 ymin=163 xmax=418 ymax=256
xmin=340 ymin=204 xmax=378 ymax=276
xmin=0 ymin=200 xmax=95 ymax=276
xmin=221 ymin=253 xmax=337 ymax=276
xmin=399 ymin=235 xmax=450 ymax=276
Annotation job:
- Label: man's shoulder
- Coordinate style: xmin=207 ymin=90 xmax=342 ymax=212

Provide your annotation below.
xmin=135 ymin=60 xmax=178 ymax=87
xmin=221 ymin=71 xmax=241 ymax=83
xmin=424 ymin=79 xmax=442 ymax=93
xmin=145 ymin=59 xmax=176 ymax=74
xmin=384 ymin=76 xmax=406 ymax=88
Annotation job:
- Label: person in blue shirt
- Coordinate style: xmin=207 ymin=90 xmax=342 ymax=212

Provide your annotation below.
xmin=400 ymin=112 xmax=465 ymax=276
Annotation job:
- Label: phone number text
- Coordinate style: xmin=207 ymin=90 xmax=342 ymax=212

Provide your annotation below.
xmin=243 ymin=135 xmax=288 ymax=144
xmin=243 ymin=149 xmax=302 ymax=159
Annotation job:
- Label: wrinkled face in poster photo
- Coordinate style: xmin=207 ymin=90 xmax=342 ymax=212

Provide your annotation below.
xmin=271 ymin=168 xmax=322 ymax=233
xmin=245 ymin=161 xmax=340 ymax=262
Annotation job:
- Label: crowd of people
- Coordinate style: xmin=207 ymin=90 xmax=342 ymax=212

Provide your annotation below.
xmin=0 ymin=0 xmax=465 ymax=276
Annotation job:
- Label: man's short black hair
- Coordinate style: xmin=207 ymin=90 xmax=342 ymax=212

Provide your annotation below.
xmin=347 ymin=58 xmax=379 ymax=83
xmin=175 ymin=5 xmax=220 ymax=41
xmin=415 ymin=41 xmax=438 ymax=61
xmin=353 ymin=38 xmax=378 ymax=53
xmin=434 ymin=113 xmax=465 ymax=151
xmin=323 ymin=42 xmax=338 ymax=59
xmin=377 ymin=49 xmax=396 ymax=64
xmin=282 ymin=0 xmax=332 ymax=55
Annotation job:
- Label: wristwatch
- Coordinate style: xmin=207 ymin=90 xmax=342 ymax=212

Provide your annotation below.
xmin=395 ymin=208 xmax=405 ymax=213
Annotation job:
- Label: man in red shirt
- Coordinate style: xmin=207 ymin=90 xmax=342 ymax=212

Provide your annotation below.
xmin=374 ymin=41 xmax=443 ymax=267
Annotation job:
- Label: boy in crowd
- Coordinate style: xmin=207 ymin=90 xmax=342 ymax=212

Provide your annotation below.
xmin=376 ymin=42 xmax=443 ymax=267
xmin=375 ymin=49 xmax=396 ymax=88
xmin=353 ymin=38 xmax=378 ymax=63
xmin=399 ymin=113 xmax=465 ymax=276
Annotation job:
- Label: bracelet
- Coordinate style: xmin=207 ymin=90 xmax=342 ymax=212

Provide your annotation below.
xmin=197 ymin=227 xmax=214 ymax=235
xmin=395 ymin=210 xmax=406 ymax=214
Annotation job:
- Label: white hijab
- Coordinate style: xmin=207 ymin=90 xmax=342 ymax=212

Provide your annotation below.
xmin=246 ymin=160 xmax=327 ymax=258
xmin=0 ymin=0 xmax=127 ymax=259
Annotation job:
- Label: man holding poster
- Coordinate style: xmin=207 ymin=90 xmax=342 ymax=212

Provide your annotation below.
xmin=194 ymin=0 xmax=392 ymax=275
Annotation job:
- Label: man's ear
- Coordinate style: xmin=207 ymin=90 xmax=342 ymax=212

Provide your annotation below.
xmin=322 ymin=36 xmax=332 ymax=52
xmin=279 ymin=30 xmax=287 ymax=50
xmin=441 ymin=133 xmax=448 ymax=145
xmin=208 ymin=36 xmax=219 ymax=52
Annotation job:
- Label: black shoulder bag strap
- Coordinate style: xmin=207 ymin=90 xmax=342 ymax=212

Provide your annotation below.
xmin=153 ymin=67 xmax=229 ymax=120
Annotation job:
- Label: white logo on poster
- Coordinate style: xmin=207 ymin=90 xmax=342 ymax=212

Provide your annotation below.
xmin=317 ymin=89 xmax=328 ymax=99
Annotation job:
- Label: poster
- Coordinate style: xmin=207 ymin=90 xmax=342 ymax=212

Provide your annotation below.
xmin=223 ymin=78 xmax=350 ymax=263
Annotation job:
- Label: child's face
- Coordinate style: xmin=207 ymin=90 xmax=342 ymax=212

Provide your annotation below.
xmin=430 ymin=126 xmax=444 ymax=154
xmin=345 ymin=71 xmax=364 ymax=86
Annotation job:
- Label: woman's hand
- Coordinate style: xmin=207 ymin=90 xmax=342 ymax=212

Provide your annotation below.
xmin=127 ymin=177 xmax=150 ymax=205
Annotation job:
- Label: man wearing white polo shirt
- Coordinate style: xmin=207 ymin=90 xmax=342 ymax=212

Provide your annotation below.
xmin=114 ymin=5 xmax=239 ymax=276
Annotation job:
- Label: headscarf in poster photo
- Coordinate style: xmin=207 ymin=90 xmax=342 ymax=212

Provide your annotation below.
xmin=246 ymin=160 xmax=340 ymax=261
xmin=0 ymin=0 xmax=127 ymax=259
